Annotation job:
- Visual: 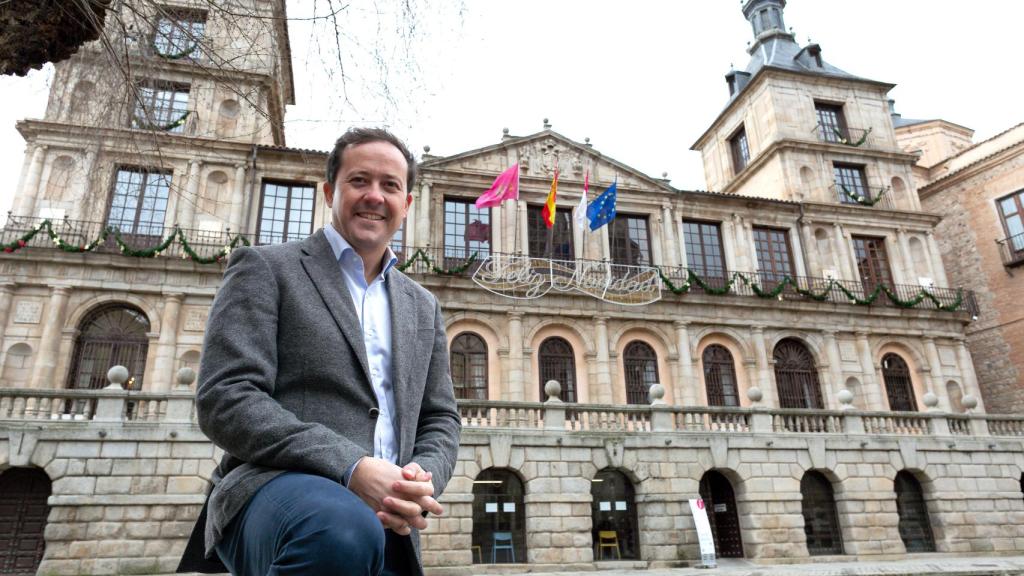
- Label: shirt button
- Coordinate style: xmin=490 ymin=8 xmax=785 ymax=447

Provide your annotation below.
xmin=369 ymin=407 xmax=380 ymax=419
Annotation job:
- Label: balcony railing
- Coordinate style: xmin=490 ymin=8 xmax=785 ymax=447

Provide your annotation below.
xmin=829 ymin=183 xmax=896 ymax=209
xmin=997 ymin=233 xmax=1024 ymax=268
xmin=812 ymin=123 xmax=872 ymax=147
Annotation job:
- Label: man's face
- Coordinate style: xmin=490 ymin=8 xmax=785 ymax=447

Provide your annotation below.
xmin=324 ymin=140 xmax=412 ymax=261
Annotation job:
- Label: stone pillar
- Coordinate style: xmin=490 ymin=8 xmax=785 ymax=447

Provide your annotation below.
xmin=822 ymin=330 xmax=844 ymax=400
xmin=955 ymin=338 xmax=985 ymax=412
xmin=507 ymin=312 xmax=524 ymax=401
xmin=722 ymin=218 xmax=740 ymax=272
xmin=75 ymin=148 xmax=98 ymax=215
xmin=518 ymin=200 xmax=528 ymax=255
xmin=17 ymin=145 xmax=48 ymax=217
xmin=491 ymin=202 xmax=502 ymax=255
xmin=228 ymin=164 xmax=247 ymax=233
xmin=405 ymin=183 xmax=418 ymax=249
xmin=177 ymin=160 xmax=201 ymax=230
xmin=594 ymin=317 xmax=612 ymax=404
xmin=922 ymin=337 xmax=947 ymax=410
xmin=925 ymin=231 xmax=949 ymax=286
xmin=0 ymin=284 xmax=14 ymax=335
xmin=676 ymin=218 xmax=689 ymax=268
xmin=896 ymin=228 xmax=917 ymax=284
xmin=854 ymin=332 xmax=881 ymax=411
xmin=674 ymin=321 xmax=696 ymax=406
xmin=418 ymin=182 xmax=431 ymax=248
xmin=600 ymin=223 xmax=610 ymax=261
xmin=149 ymin=293 xmax=184 ymax=392
xmin=830 ymin=223 xmax=852 ymax=281
xmin=751 ymin=326 xmax=775 ymax=406
xmin=28 ymin=286 xmax=71 ymax=389
xmin=789 ymin=224 xmax=808 ymax=278
xmin=800 ymin=220 xmax=821 ymax=278
xmin=661 ymin=203 xmax=677 ymax=268
xmin=650 ymin=217 xmax=664 ymax=266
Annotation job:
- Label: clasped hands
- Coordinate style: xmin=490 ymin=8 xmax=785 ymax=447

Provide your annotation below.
xmin=348 ymin=458 xmax=444 ymax=536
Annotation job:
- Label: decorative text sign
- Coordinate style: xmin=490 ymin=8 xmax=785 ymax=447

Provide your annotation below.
xmin=472 ymin=255 xmax=661 ymax=306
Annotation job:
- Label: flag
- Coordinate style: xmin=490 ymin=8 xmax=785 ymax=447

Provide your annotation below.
xmin=541 ymin=169 xmax=559 ymax=228
xmin=574 ymin=170 xmax=589 ymax=232
xmin=587 ymin=179 xmax=618 ymax=231
xmin=475 ymin=164 xmax=520 ymax=209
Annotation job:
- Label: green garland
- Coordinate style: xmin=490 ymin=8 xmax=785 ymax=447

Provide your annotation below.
xmin=135 ymin=111 xmax=190 ymax=132
xmin=0 ymin=219 xmax=249 ymax=263
xmin=839 ymin=184 xmax=890 ymax=207
xmin=396 ymin=249 xmax=478 ymax=275
xmin=832 ymin=126 xmax=872 ymax=147
xmin=154 ymin=41 xmax=198 ymax=60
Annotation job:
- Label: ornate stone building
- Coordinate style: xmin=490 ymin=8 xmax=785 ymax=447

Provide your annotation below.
xmin=1 ymin=0 xmax=1023 ymax=574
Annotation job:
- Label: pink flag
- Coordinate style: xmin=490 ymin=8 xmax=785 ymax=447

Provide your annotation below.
xmin=475 ymin=164 xmax=520 ymax=209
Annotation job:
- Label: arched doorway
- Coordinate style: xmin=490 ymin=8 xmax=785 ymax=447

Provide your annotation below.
xmin=882 ymin=353 xmax=917 ymax=411
xmin=590 ymin=469 xmax=640 ymax=560
xmin=702 ymin=345 xmax=739 ymax=407
xmin=66 ymin=304 xmax=150 ymax=391
xmin=623 ymin=341 xmax=658 ymax=405
xmin=800 ymin=471 xmax=843 ymax=555
xmin=895 ymin=471 xmax=935 ymax=552
xmin=451 ymin=332 xmax=489 ymax=400
xmin=538 ymin=337 xmax=577 ymax=402
xmin=0 ymin=468 xmax=52 ymax=575
xmin=698 ymin=470 xmax=744 ymax=557
xmin=774 ymin=339 xmax=824 ymax=409
xmin=471 ymin=469 xmax=526 ymax=564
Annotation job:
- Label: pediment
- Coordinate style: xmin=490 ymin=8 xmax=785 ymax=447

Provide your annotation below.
xmin=420 ymin=130 xmax=673 ymax=192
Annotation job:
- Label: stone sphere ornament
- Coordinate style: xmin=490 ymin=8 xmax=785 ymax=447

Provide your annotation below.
xmin=837 ymin=389 xmax=854 ymax=407
xmin=961 ymin=394 xmax=978 ymax=410
xmin=177 ymin=367 xmax=197 ymax=387
xmin=922 ymin=392 xmax=939 ymax=409
xmin=106 ymin=365 xmax=129 ymax=389
xmin=649 ymin=383 xmax=666 ymax=404
xmin=544 ymin=379 xmax=562 ymax=401
xmin=746 ymin=386 xmax=763 ymax=403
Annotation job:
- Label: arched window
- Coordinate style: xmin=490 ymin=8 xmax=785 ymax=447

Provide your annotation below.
xmin=538 ymin=337 xmax=576 ymax=403
xmin=800 ymin=471 xmax=843 ymax=555
xmin=699 ymin=470 xmax=744 ymax=558
xmin=895 ymin=471 xmax=935 ymax=552
xmin=623 ymin=341 xmax=658 ymax=405
xmin=0 ymin=468 xmax=51 ymax=574
xmin=882 ymin=353 xmax=917 ymax=412
xmin=591 ymin=469 xmax=640 ymax=560
xmin=703 ymin=345 xmax=739 ymax=407
xmin=451 ymin=333 xmax=488 ymax=400
xmin=946 ymin=381 xmax=965 ymax=413
xmin=471 ymin=469 xmax=525 ymax=564
xmin=774 ymin=339 xmax=824 ymax=409
xmin=1 ymin=343 xmax=33 ymax=386
xmin=67 ymin=304 xmax=150 ymax=391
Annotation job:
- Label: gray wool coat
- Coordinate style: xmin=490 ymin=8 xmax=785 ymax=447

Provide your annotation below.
xmin=185 ymin=229 xmax=461 ymax=573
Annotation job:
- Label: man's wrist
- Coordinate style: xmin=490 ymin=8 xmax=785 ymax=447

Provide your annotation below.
xmin=343 ymin=456 xmax=366 ymax=486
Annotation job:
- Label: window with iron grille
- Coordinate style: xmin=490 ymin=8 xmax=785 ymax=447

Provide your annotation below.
xmin=444 ymin=199 xmax=490 ymax=262
xmin=699 ymin=470 xmax=745 ymax=558
xmin=106 ymin=168 xmax=171 ymax=236
xmin=591 ymin=469 xmax=640 ymax=560
xmin=815 ymin=102 xmax=847 ymax=143
xmin=0 ymin=468 xmax=51 ymax=576
xmin=851 ymin=235 xmax=893 ymax=290
xmin=752 ymin=226 xmax=794 ymax=284
xmin=683 ymin=220 xmax=727 ymax=281
xmin=66 ymin=304 xmax=150 ymax=396
xmin=153 ymin=8 xmax=206 ymax=58
xmin=800 ymin=471 xmax=844 ymax=555
xmin=882 ymin=353 xmax=917 ymax=412
xmin=894 ymin=471 xmax=936 ymax=553
xmin=997 ymin=190 xmax=1024 ymax=253
xmin=729 ymin=127 xmax=750 ymax=174
xmin=471 ymin=469 xmax=526 ymax=564
xmin=773 ymin=338 xmax=823 ymax=409
xmin=527 ymin=205 xmax=574 ymax=260
xmin=702 ymin=345 xmax=739 ymax=407
xmin=833 ymin=163 xmax=869 ymax=204
xmin=132 ymin=82 xmax=189 ymax=133
xmin=623 ymin=341 xmax=658 ymax=405
xmin=538 ymin=337 xmax=576 ymax=403
xmin=610 ymin=214 xmax=650 ymax=267
xmin=451 ymin=333 xmax=488 ymax=400
xmin=257 ymin=181 xmax=316 ymax=245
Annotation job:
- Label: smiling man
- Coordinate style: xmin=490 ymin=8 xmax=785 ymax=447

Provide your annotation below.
xmin=178 ymin=128 xmax=462 ymax=576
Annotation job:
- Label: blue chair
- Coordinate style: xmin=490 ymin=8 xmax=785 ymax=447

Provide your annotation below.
xmin=492 ymin=531 xmax=515 ymax=563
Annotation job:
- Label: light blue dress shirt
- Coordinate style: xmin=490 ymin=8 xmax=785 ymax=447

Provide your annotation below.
xmin=323 ymin=224 xmax=400 ymax=478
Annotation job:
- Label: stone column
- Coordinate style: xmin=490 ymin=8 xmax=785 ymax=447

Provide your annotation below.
xmin=831 ymin=223 xmax=854 ymax=281
xmin=925 ymin=231 xmax=949 ymax=286
xmin=28 ymin=286 xmax=71 ymax=389
xmin=722 ymin=218 xmax=740 ymax=272
xmin=650 ymin=217 xmax=664 ymax=266
xmin=674 ymin=321 xmax=696 ymax=406
xmin=801 ymin=220 xmax=821 ymax=278
xmin=789 ymin=224 xmax=808 ymax=278
xmin=0 ymin=284 xmax=14 ymax=373
xmin=676 ymin=218 xmax=689 ymax=268
xmin=954 ymin=337 xmax=985 ymax=412
xmin=177 ymin=160 xmax=202 ymax=230
xmin=594 ymin=317 xmax=612 ymax=404
xmin=491 ymin=202 xmax=502 ymax=255
xmin=405 ymin=183 xmax=418 ymax=249
xmin=854 ymin=332 xmax=881 ymax=411
xmin=418 ymin=182 xmax=431 ymax=248
xmin=506 ymin=312 xmax=524 ymax=401
xmin=228 ymin=164 xmax=247 ymax=233
xmin=896 ymin=228 xmax=917 ymax=284
xmin=17 ymin=145 xmax=48 ymax=217
xmin=75 ymin=148 xmax=98 ymax=215
xmin=600 ymin=223 xmax=610 ymax=261
xmin=922 ymin=336 xmax=947 ymax=410
xmin=751 ymin=326 xmax=775 ymax=406
xmin=149 ymin=293 xmax=184 ymax=392
xmin=661 ymin=203 xmax=678 ymax=268
xmin=822 ymin=330 xmax=844 ymax=399
xmin=518 ymin=200 xmax=528 ymax=255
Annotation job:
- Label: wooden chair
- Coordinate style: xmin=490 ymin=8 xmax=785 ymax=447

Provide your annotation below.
xmin=596 ymin=530 xmax=621 ymax=560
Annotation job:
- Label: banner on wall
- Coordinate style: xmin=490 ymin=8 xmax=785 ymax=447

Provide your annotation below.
xmin=688 ymin=498 xmax=717 ymax=568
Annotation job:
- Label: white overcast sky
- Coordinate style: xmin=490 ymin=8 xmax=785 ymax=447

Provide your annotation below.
xmin=1 ymin=0 xmax=1022 ymax=217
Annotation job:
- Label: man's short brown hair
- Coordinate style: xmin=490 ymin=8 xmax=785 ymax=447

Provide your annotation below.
xmin=325 ymin=127 xmax=417 ymax=191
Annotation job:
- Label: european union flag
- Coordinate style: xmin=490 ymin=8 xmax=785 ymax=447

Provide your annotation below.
xmin=586 ymin=180 xmax=618 ymax=231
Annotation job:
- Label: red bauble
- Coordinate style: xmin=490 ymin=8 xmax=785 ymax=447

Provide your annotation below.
xmin=3 ymin=247 xmax=12 ymax=253
xmin=17 ymin=239 xmax=26 ymax=247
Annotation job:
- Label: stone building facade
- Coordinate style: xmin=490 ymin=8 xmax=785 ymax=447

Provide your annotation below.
xmin=1 ymin=0 xmax=1022 ymax=574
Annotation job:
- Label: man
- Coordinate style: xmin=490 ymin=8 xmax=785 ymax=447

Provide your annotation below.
xmin=177 ymin=128 xmax=462 ymax=576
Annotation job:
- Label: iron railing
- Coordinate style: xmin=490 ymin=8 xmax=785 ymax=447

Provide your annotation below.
xmin=996 ymin=233 xmax=1024 ymax=268
xmin=812 ymin=122 xmax=871 ymax=147
xmin=829 ymin=183 xmax=896 ymax=209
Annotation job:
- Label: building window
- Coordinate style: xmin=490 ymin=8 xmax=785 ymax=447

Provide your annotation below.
xmin=703 ymin=345 xmax=739 ymax=407
xmin=610 ymin=214 xmax=651 ymax=267
xmin=444 ymin=199 xmax=490 ymax=265
xmin=106 ymin=168 xmax=171 ymax=236
xmin=623 ymin=341 xmax=658 ymax=405
xmin=256 ymin=181 xmax=315 ymax=245
xmin=815 ymin=102 xmax=848 ymax=143
xmin=773 ymin=338 xmax=823 ymax=409
xmin=729 ymin=127 xmax=750 ymax=174
xmin=153 ymin=9 xmax=206 ymax=58
xmin=451 ymin=333 xmax=488 ymax=400
xmin=527 ymin=205 xmax=574 ymax=260
xmin=67 ymin=304 xmax=150 ymax=396
xmin=132 ymin=82 xmax=189 ymax=133
xmin=882 ymin=353 xmax=917 ymax=412
xmin=699 ymin=470 xmax=744 ymax=558
xmin=997 ymin=190 xmax=1024 ymax=253
xmin=538 ymin=337 xmax=576 ymax=403
xmin=390 ymin=220 xmax=406 ymax=262
xmin=752 ymin=226 xmax=794 ymax=283
xmin=591 ymin=469 xmax=640 ymax=560
xmin=0 ymin=468 xmax=51 ymax=576
xmin=833 ymin=163 xmax=869 ymax=204
xmin=894 ymin=471 xmax=936 ymax=553
xmin=471 ymin=469 xmax=526 ymax=564
xmin=683 ymin=220 xmax=727 ymax=283
xmin=800 ymin=471 xmax=844 ymax=556
xmin=851 ymin=236 xmax=893 ymax=291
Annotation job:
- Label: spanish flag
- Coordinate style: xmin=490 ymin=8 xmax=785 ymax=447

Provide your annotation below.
xmin=541 ymin=169 xmax=559 ymax=228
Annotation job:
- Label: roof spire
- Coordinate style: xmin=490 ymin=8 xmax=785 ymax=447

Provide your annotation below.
xmin=742 ymin=0 xmax=794 ymax=48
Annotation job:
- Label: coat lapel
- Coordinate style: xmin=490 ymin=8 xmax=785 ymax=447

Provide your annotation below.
xmin=388 ymin=270 xmax=417 ymax=458
xmin=300 ymin=230 xmax=372 ymax=383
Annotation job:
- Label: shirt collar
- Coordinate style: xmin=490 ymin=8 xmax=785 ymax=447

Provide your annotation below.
xmin=323 ymin=223 xmax=399 ymax=279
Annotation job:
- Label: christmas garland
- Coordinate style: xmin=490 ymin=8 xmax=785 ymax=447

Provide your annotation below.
xmin=154 ymin=41 xmax=199 ymax=60
xmin=396 ymin=249 xmax=478 ymax=275
xmin=135 ymin=111 xmax=190 ymax=132
xmin=0 ymin=219 xmax=248 ymax=263
xmin=839 ymin=184 xmax=890 ymax=207
xmin=832 ymin=126 xmax=872 ymax=147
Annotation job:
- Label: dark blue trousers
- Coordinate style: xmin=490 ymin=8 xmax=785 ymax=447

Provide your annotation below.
xmin=215 ymin=472 xmax=415 ymax=576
